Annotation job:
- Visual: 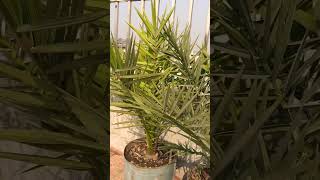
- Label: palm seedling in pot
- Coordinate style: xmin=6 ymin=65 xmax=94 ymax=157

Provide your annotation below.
xmin=111 ymin=1 xmax=210 ymax=179
xmin=110 ymin=1 xmax=177 ymax=179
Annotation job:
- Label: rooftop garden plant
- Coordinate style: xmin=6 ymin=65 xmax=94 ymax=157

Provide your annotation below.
xmin=110 ymin=0 xmax=209 ymax=178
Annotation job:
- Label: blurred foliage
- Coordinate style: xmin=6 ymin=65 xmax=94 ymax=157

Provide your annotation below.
xmin=212 ymin=0 xmax=320 ymax=179
xmin=0 ymin=0 xmax=108 ymax=179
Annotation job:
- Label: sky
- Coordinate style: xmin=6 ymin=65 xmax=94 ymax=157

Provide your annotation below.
xmin=110 ymin=0 xmax=210 ymax=47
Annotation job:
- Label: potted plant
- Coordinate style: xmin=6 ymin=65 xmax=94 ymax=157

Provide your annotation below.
xmin=111 ymin=1 xmax=210 ymax=179
xmin=110 ymin=1 xmax=177 ymax=177
xmin=111 ymin=38 xmax=178 ymax=178
xmin=0 ymin=1 xmax=108 ymax=179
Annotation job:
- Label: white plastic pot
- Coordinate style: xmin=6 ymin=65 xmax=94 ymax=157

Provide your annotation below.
xmin=123 ymin=139 xmax=176 ymax=180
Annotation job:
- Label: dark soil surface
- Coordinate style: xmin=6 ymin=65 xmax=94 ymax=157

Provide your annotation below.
xmin=124 ymin=139 xmax=175 ymax=168
xmin=183 ymin=168 xmax=210 ymax=180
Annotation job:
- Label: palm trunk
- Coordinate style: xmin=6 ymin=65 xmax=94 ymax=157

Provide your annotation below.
xmin=145 ymin=131 xmax=157 ymax=159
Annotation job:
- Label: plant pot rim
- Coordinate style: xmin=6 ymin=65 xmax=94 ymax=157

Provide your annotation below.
xmin=124 ymin=138 xmax=177 ymax=169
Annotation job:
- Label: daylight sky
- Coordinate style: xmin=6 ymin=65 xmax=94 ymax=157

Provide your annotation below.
xmin=110 ymin=0 xmax=210 ymax=46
